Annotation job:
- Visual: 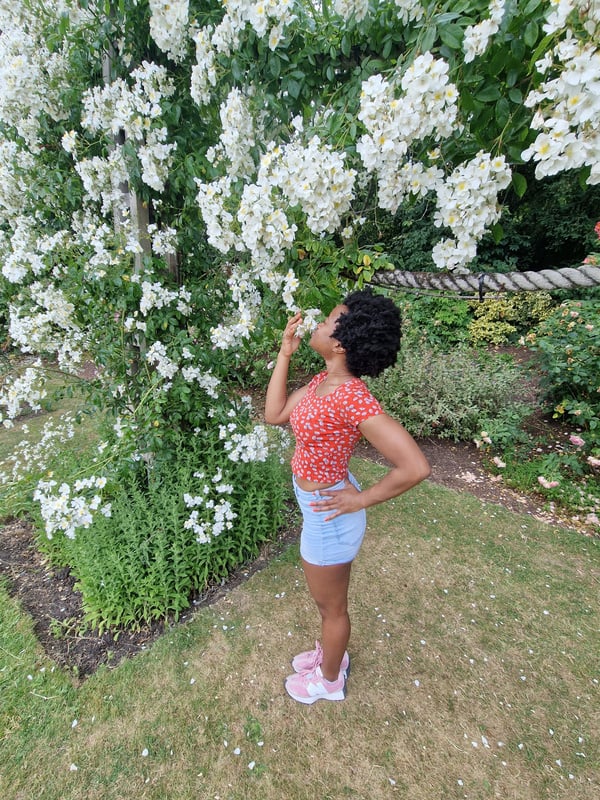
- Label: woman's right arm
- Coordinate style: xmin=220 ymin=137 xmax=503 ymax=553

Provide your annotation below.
xmin=264 ymin=312 xmax=309 ymax=426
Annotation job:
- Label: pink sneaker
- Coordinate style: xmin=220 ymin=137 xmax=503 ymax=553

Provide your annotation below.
xmin=285 ymin=665 xmax=346 ymax=704
xmin=291 ymin=641 xmax=350 ymax=677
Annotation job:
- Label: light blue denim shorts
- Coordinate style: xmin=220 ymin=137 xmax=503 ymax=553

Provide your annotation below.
xmin=293 ymin=473 xmax=367 ymax=566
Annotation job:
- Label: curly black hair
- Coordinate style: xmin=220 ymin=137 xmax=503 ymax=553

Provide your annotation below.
xmin=332 ymin=288 xmax=401 ymax=378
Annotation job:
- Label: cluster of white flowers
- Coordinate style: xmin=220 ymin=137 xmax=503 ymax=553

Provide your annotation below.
xmin=219 ymin=422 xmax=271 ymax=463
xmin=0 ymin=142 xmax=34 ymax=224
xmin=357 ymin=54 xmax=459 ymax=213
xmin=69 ymin=62 xmax=177 ymax=198
xmin=1 ymin=216 xmax=46 ymax=284
xmin=207 ymin=88 xmax=257 ymax=179
xmin=267 ymin=136 xmax=356 ymax=235
xmin=183 ymin=469 xmax=237 ymax=544
xmin=180 ymin=366 xmax=221 ymax=399
xmin=74 ymin=149 xmax=131 ymax=215
xmin=33 ymin=475 xmax=112 ymax=540
xmin=333 ymin=0 xmax=370 ymax=22
xmin=70 ymin=212 xmax=123 ymax=279
xmin=0 ymin=17 xmax=70 ymax=146
xmin=463 ymin=0 xmax=506 ymax=63
xmin=9 ymin=281 xmax=85 ymax=371
xmin=294 ymin=307 xmax=322 ymax=338
xmin=210 ymin=266 xmax=263 ymax=348
xmin=123 ymin=315 xmax=147 ymax=334
xmin=238 ymin=183 xmax=297 ymax=269
xmin=138 ymin=127 xmax=177 ymax=191
xmin=432 ymin=152 xmax=512 ymax=272
xmin=147 ymin=223 xmax=178 ymax=256
xmin=198 ymin=130 xmax=356 ymax=337
xmin=0 ymin=414 xmax=75 ymax=486
xmin=542 ymin=0 xmax=580 ymax=35
xmin=394 ymin=0 xmax=425 ymax=25
xmin=191 ymin=0 xmax=295 ymax=106
xmin=148 ymin=0 xmax=190 ymax=62
xmin=190 ymin=27 xmax=218 ymax=107
xmin=197 ymin=170 xmax=297 ymax=280
xmin=196 ymin=176 xmax=239 ymax=253
xmin=146 ymin=341 xmax=179 ymax=380
xmin=522 ymin=29 xmax=600 ymax=184
xmin=140 ymin=280 xmax=192 ymax=316
xmin=0 ymin=365 xmax=47 ymax=425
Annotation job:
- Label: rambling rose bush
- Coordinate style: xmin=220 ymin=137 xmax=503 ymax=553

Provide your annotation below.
xmin=2 ymin=0 xmax=600 ymax=623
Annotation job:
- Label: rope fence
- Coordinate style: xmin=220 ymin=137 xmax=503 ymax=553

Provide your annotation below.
xmin=372 ymin=264 xmax=600 ymax=298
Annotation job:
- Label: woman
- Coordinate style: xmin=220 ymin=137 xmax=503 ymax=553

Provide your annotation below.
xmin=265 ymin=289 xmax=431 ymax=704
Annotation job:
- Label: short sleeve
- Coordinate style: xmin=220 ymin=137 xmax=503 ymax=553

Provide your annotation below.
xmin=336 ymin=381 xmax=383 ymax=428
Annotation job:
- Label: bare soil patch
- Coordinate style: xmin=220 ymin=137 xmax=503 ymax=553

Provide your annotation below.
xmin=0 ymin=434 xmax=593 ymax=680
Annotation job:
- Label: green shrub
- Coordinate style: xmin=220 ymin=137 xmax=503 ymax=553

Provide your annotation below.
xmin=368 ymin=344 xmax=531 ymax=442
xmin=526 ymin=299 xmax=600 ymax=454
xmin=397 ymin=294 xmax=471 ymax=349
xmin=468 ymin=292 xmax=556 ymax=345
xmin=34 ymin=433 xmax=289 ymax=632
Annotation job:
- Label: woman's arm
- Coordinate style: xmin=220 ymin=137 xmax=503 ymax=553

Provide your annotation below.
xmin=264 ymin=312 xmax=309 ymax=426
xmin=354 ymin=413 xmax=431 ymax=508
xmin=309 ymin=413 xmax=431 ymax=520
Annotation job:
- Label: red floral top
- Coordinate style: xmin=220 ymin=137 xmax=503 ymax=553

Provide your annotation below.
xmin=290 ymin=371 xmax=383 ymax=483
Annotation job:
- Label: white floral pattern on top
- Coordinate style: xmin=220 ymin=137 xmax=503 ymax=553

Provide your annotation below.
xmin=290 ymin=371 xmax=383 ymax=483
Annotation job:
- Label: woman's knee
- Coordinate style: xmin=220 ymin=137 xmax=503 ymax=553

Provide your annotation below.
xmin=315 ymin=599 xmax=349 ymax=620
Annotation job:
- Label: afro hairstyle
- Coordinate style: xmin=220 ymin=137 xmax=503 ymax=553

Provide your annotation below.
xmin=332 ymin=288 xmax=401 ymax=378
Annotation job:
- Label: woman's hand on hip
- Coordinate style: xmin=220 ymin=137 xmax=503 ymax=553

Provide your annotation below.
xmin=309 ymin=480 xmax=364 ymax=522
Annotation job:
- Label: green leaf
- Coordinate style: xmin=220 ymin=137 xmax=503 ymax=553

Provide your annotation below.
xmin=495 ymin=97 xmax=511 ymax=128
xmin=524 ymin=21 xmax=539 ymax=48
xmin=420 ymin=25 xmax=438 ymax=53
xmin=460 ymin=90 xmax=477 ymax=112
xmin=506 ymin=68 xmax=521 ymax=88
xmin=508 ymin=87 xmax=523 ymax=104
xmin=491 ymin=223 xmax=504 ymax=244
xmin=341 ymin=34 xmax=351 ymax=58
xmin=523 ymin=0 xmax=543 ymax=12
xmin=285 ymin=78 xmax=301 ymax=99
xmin=511 ymin=38 xmax=526 ymax=61
xmin=268 ymin=55 xmax=281 ymax=79
xmin=439 ymin=24 xmax=463 ymax=50
xmin=475 ymin=85 xmax=501 ymax=102
xmin=578 ymin=166 xmax=592 ymax=189
xmin=512 ymin=172 xmax=528 ymax=197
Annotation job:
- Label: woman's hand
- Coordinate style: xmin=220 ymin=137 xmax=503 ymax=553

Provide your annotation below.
xmin=309 ymin=480 xmax=364 ymax=522
xmin=279 ymin=312 xmax=304 ymax=358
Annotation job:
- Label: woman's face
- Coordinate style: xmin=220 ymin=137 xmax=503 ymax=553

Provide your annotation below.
xmin=309 ymin=304 xmax=348 ymax=356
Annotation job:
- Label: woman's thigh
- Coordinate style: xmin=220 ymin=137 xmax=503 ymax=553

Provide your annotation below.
xmin=301 ymin=559 xmax=352 ymax=615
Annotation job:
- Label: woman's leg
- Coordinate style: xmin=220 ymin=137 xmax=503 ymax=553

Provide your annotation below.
xmin=301 ymin=558 xmax=352 ymax=682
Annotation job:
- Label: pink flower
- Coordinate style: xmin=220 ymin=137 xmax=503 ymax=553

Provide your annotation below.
xmin=492 ymin=456 xmax=506 ymax=468
xmin=595 ymin=220 xmax=600 ymax=239
xmin=538 ymin=476 xmax=560 ymax=489
xmin=569 ymin=434 xmax=585 ymax=447
xmin=587 ymin=456 xmax=600 ymax=468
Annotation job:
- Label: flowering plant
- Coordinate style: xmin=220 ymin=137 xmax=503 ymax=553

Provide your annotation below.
xmin=2 ymin=0 xmax=600 ymax=621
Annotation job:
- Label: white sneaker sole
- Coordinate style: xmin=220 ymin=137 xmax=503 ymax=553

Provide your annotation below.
xmin=284 ymin=679 xmax=346 ymax=704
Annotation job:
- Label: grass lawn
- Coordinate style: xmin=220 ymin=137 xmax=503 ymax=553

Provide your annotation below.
xmin=1 ymin=459 xmax=598 ymax=800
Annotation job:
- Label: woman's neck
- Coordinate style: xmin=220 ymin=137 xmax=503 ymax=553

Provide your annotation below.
xmin=322 ymin=359 xmax=354 ymax=386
